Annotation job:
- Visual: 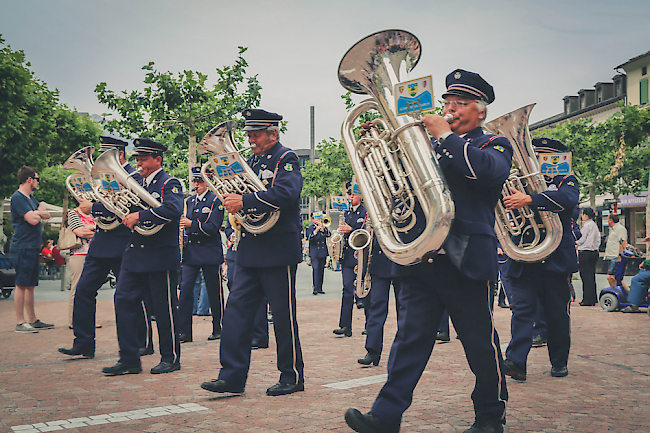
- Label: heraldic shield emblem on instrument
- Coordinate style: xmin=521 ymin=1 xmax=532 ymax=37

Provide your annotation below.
xmin=208 ymin=152 xmax=246 ymax=179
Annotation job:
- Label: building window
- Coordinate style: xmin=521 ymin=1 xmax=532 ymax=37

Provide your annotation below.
xmin=643 ymin=66 xmax=648 ymax=76
xmin=641 ymin=79 xmax=649 ymax=105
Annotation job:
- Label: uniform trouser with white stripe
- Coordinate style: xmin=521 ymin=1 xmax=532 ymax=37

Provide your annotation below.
xmin=115 ymin=269 xmax=180 ymax=365
xmin=371 ymin=255 xmax=507 ymax=431
xmin=178 ymin=264 xmax=224 ymax=337
xmin=311 ymin=257 xmax=326 ymax=292
xmin=218 ymin=264 xmax=303 ymax=387
xmin=365 ymin=276 xmax=400 ymax=356
xmin=505 ymin=268 xmax=570 ymax=372
xmin=73 ymin=256 xmax=150 ymax=351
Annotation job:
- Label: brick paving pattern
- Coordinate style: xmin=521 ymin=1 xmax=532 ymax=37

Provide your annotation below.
xmin=1 ymin=266 xmax=649 ymax=432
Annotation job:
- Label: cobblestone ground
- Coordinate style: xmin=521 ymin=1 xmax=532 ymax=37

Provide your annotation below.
xmin=1 ymin=286 xmax=649 ymax=432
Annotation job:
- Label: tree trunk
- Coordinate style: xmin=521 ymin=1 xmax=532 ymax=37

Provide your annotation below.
xmin=0 ymin=198 xmax=5 ymax=255
xmin=590 ymin=184 xmax=596 ymax=209
xmin=188 ymin=121 xmax=197 ymax=188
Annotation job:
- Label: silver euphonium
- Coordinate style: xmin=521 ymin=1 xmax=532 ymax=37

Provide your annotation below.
xmin=484 ymin=104 xmax=563 ymax=262
xmin=63 ymin=146 xmax=120 ymax=230
xmin=198 ymin=120 xmax=280 ymax=234
xmin=90 ymin=148 xmax=163 ymax=236
xmin=339 ymin=29 xmax=454 ymax=266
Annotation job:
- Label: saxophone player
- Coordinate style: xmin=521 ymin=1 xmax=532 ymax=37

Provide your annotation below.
xmin=333 ymin=182 xmax=367 ymax=337
xmin=306 ymin=212 xmax=331 ymax=295
xmin=346 ymin=70 xmax=512 ymax=433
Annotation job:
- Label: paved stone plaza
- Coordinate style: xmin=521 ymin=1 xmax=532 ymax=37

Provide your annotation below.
xmin=1 ymin=264 xmax=649 ymax=432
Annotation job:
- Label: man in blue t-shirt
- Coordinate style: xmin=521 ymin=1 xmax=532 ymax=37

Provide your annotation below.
xmin=10 ymin=166 xmax=54 ymax=333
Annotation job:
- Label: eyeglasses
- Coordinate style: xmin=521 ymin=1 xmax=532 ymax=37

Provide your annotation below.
xmin=443 ymin=100 xmax=475 ymax=108
xmin=31 ymin=176 xmax=40 ymax=182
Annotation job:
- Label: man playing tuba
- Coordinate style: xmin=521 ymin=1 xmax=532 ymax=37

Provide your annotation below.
xmin=346 ymin=70 xmax=512 ymax=433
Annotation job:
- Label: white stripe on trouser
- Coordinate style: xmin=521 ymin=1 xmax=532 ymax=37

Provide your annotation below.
xmin=487 ymin=282 xmax=507 ymax=419
xmin=166 ymin=271 xmax=179 ymax=362
xmin=287 ymin=266 xmax=299 ymax=383
xmin=142 ymin=300 xmax=152 ymax=348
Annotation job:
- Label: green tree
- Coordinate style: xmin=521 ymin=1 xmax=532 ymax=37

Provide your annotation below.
xmin=95 ymin=47 xmax=262 ymax=181
xmin=0 ymin=36 xmax=101 ymax=204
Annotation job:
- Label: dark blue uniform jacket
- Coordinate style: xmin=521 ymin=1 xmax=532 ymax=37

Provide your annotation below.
xmin=341 ymin=205 xmax=367 ymax=268
xmin=122 ymin=170 xmax=184 ymax=272
xmin=237 ymin=141 xmax=303 ymax=267
xmin=369 ymin=236 xmax=398 ymax=279
xmin=394 ymin=127 xmax=513 ymax=281
xmin=306 ymin=223 xmax=330 ymax=259
xmin=505 ymin=174 xmax=580 ymax=277
xmin=183 ymin=190 xmax=225 ymax=266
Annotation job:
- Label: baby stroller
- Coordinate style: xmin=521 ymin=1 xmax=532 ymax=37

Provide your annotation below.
xmin=599 ymin=245 xmax=649 ymax=314
xmin=0 ymin=253 xmax=16 ymax=299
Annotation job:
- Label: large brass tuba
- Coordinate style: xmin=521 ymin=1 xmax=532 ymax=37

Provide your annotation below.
xmin=198 ymin=120 xmax=279 ymax=234
xmin=484 ymin=104 xmax=563 ymax=262
xmin=338 ymin=29 xmax=454 ymax=266
xmin=63 ymin=146 xmax=120 ymax=230
xmin=90 ymin=148 xmax=163 ymax=236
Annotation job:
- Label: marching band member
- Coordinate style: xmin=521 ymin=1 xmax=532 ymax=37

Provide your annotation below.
xmin=346 ymin=69 xmax=512 ymax=433
xmin=333 ymin=182 xmax=366 ymax=337
xmin=102 ymin=138 xmax=184 ymax=376
xmin=201 ymin=108 xmax=304 ymax=396
xmin=177 ymin=167 xmax=225 ymax=342
xmin=306 ymin=212 xmax=330 ymax=295
xmin=60 ymin=137 xmax=153 ymax=359
xmin=501 ymin=138 xmax=579 ymax=381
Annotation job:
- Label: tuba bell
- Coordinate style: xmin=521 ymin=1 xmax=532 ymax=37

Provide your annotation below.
xmin=484 ymin=104 xmax=563 ymax=262
xmin=63 ymin=146 xmax=120 ymax=230
xmin=338 ymin=29 xmax=454 ymax=266
xmin=198 ymin=120 xmax=280 ymax=234
xmin=90 ymin=148 xmax=164 ymax=236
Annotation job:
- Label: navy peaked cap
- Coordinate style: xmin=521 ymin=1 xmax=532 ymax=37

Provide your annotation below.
xmin=442 ymin=69 xmax=495 ymax=104
xmin=345 ymin=181 xmax=352 ymax=194
xmin=242 ymin=109 xmax=283 ymax=131
xmin=133 ymin=138 xmax=167 ymax=156
xmin=99 ymin=136 xmax=128 ymax=151
xmin=532 ymin=138 xmax=567 ymax=153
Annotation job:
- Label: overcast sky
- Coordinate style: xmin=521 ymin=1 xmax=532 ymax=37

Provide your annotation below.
xmin=1 ymin=0 xmax=649 ymax=151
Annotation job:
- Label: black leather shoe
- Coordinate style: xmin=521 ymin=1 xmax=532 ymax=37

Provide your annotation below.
xmin=621 ymin=304 xmax=639 ymax=313
xmin=464 ymin=418 xmax=504 ymax=433
xmin=266 ymin=381 xmax=304 ymax=396
xmin=316 ymin=291 xmax=325 ymax=294
xmin=208 ymin=332 xmax=221 ymax=341
xmin=201 ymin=379 xmax=244 ymax=394
xmin=551 ymin=365 xmax=568 ymax=377
xmin=58 ymin=346 xmax=94 ymax=358
xmin=313 ymin=291 xmax=318 ymax=295
xmin=498 ymin=301 xmax=509 ymax=309
xmin=179 ymin=334 xmax=192 ymax=343
xmin=579 ymin=301 xmax=595 ymax=306
xmin=251 ymin=339 xmax=269 ymax=349
xmin=502 ymin=359 xmax=526 ymax=381
xmin=333 ymin=327 xmax=352 ymax=337
xmin=532 ymin=334 xmax=547 ymax=347
xmin=139 ymin=346 xmax=154 ymax=356
xmin=361 ymin=329 xmax=367 ymax=335
xmin=102 ymin=362 xmax=142 ymax=376
xmin=436 ymin=331 xmax=450 ymax=342
xmin=358 ymin=352 xmax=380 ymax=366
xmin=344 ymin=408 xmax=395 ymax=433
xmin=151 ymin=361 xmax=180 ymax=374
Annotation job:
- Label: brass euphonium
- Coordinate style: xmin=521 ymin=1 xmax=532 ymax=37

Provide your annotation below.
xmin=484 ymin=104 xmax=563 ymax=262
xmin=339 ymin=30 xmax=454 ymax=266
xmin=90 ymin=148 xmax=164 ymax=236
xmin=198 ymin=120 xmax=280 ymax=234
xmin=63 ymin=146 xmax=120 ymax=230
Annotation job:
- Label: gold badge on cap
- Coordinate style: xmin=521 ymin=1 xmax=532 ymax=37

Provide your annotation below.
xmin=454 ymin=72 xmax=461 ymax=79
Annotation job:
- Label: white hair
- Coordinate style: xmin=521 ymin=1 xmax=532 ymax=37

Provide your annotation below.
xmin=476 ymin=100 xmax=488 ymax=125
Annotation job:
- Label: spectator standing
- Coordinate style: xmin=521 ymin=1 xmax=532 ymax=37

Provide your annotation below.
xmin=604 ymin=214 xmax=628 ymax=289
xmin=576 ymin=208 xmax=600 ymax=306
xmin=9 ymin=166 xmax=54 ymax=333
xmin=41 ymin=240 xmax=54 ymax=269
xmin=66 ymin=204 xmax=96 ymax=327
